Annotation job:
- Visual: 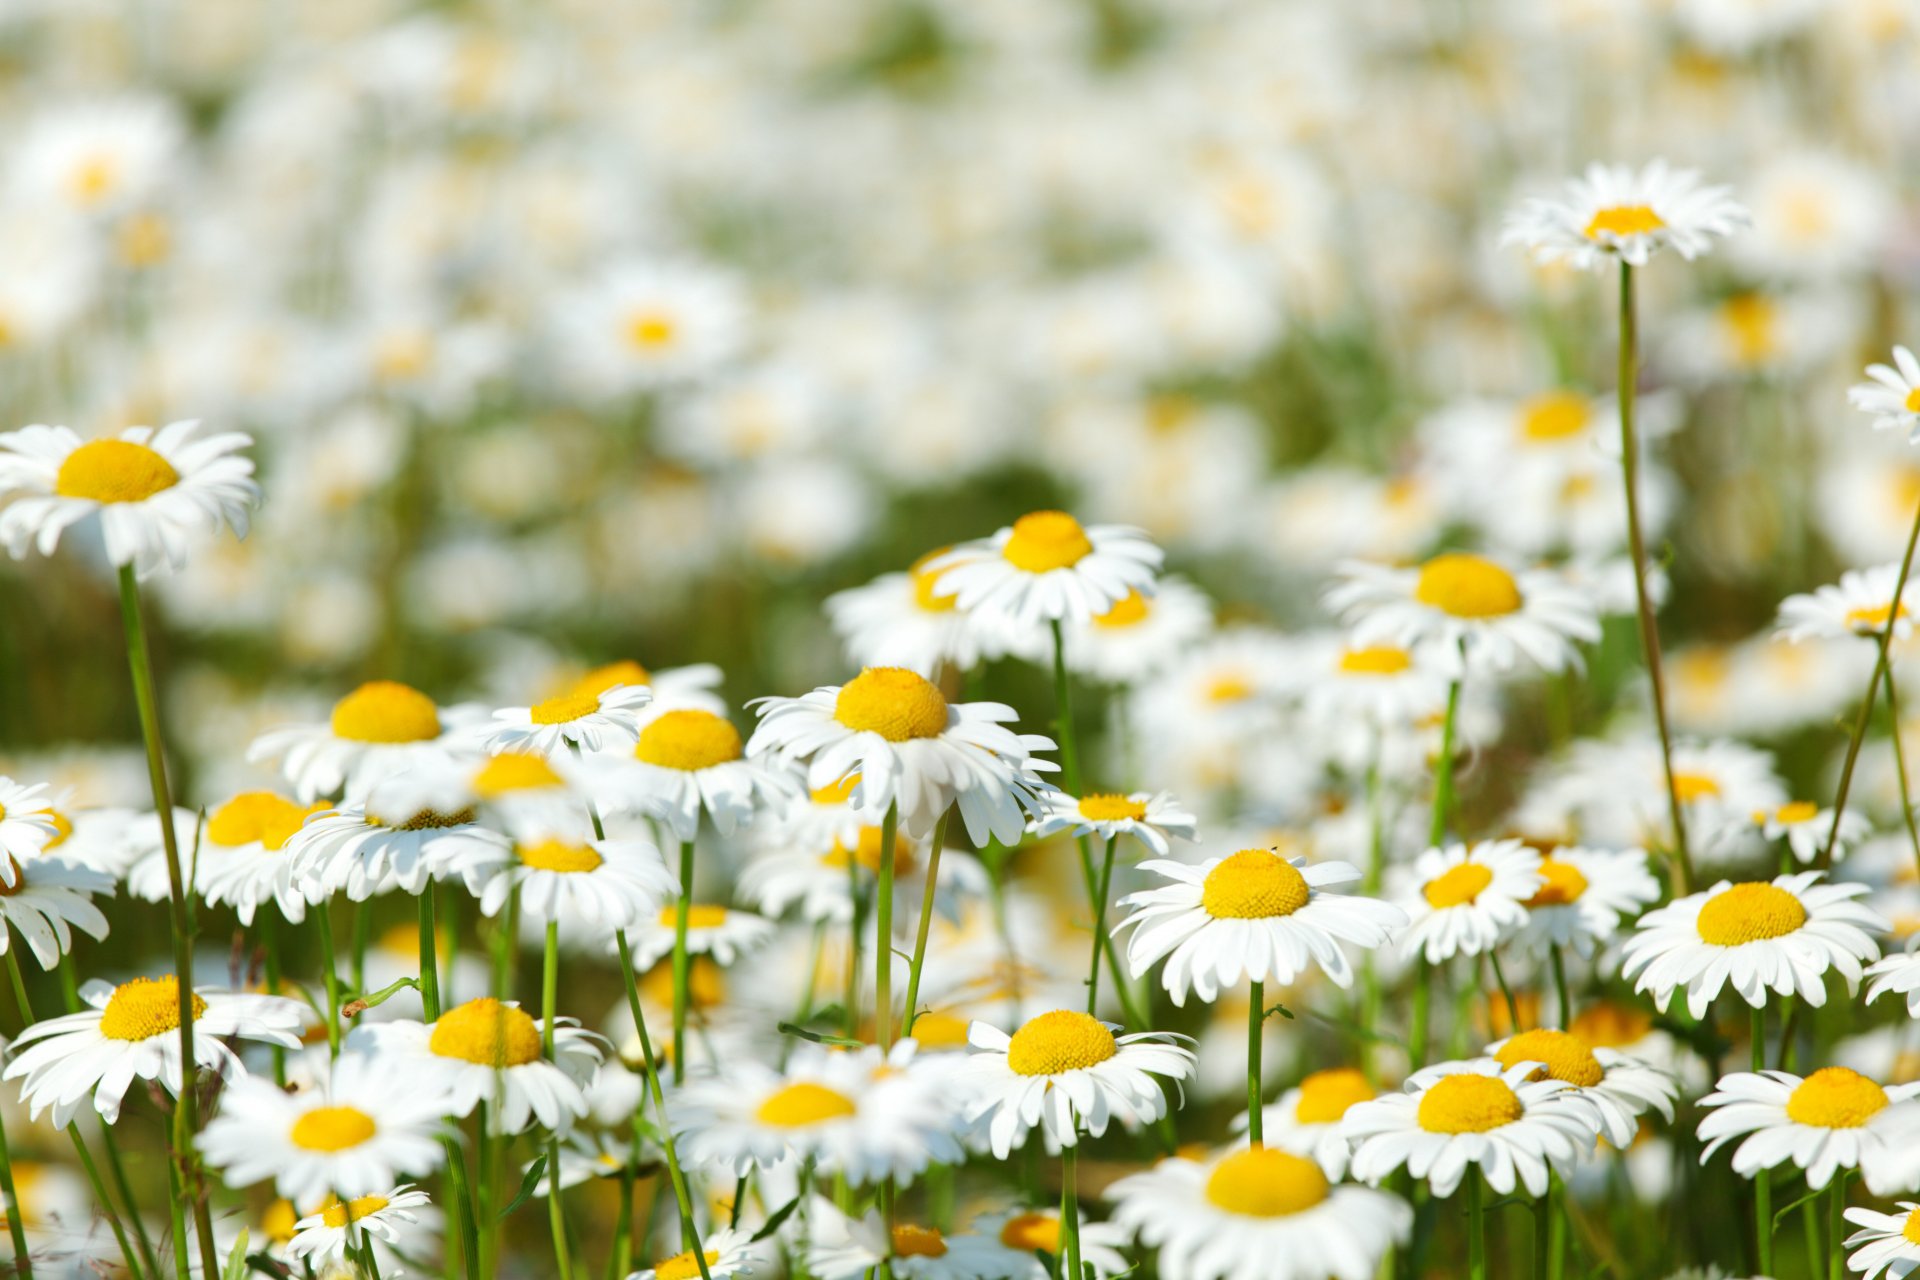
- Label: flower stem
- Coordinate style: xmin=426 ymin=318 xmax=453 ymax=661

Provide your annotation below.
xmin=1429 ymin=676 xmax=1462 ymax=846
xmin=1487 ymin=951 xmax=1522 ymax=1031
xmin=1060 ymin=1131 xmax=1083 ymax=1280
xmin=672 ymin=838 xmax=696 ymax=1085
xmin=1410 ymin=957 xmax=1431 ymax=1069
xmin=1752 ymin=1003 xmax=1772 ymax=1274
xmin=1084 ymin=835 xmax=1118 ymax=1015
xmin=1617 ymin=261 xmax=1693 ymax=895
xmin=1467 ymin=1174 xmax=1486 ymax=1280
xmin=1881 ymin=664 xmax=1920 ymax=879
xmin=901 ymin=810 xmax=950 ymax=1037
xmin=843 ymin=843 xmax=865 ymax=1039
xmin=115 ymin=563 xmax=220 ymax=1280
xmin=1048 ymin=620 xmax=1080 ymax=791
xmin=1830 ymin=1175 xmax=1847 ymax=1280
xmin=315 ymin=906 xmax=343 ymax=1057
xmin=543 ymin=922 xmax=573 ymax=1280
xmin=874 ymin=803 xmax=899 ymax=1049
xmin=1360 ymin=735 xmax=1385 ymax=1076
xmin=0 ymin=1097 xmax=32 ymax=1280
xmin=1549 ymin=945 xmax=1571 ymax=1028
xmin=1247 ymin=979 xmax=1264 ymax=1146
xmin=418 ymin=887 xmax=442 ymax=1021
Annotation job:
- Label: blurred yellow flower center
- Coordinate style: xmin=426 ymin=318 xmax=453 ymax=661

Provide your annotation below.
xmin=821 ymin=826 xmax=914 ymax=876
xmin=1696 ymin=882 xmax=1806 ymax=945
xmin=892 ymin=1224 xmax=947 ymax=1258
xmin=1844 ymin=603 xmax=1906 ymax=632
xmin=430 ymin=997 xmax=543 ymax=1067
xmin=1772 ymin=801 xmax=1819 ymax=825
xmin=627 ymin=311 xmax=678 ymax=349
xmin=910 ymin=549 xmax=956 ymax=612
xmin=1203 ymin=1148 xmax=1328 ymax=1216
xmin=379 ymin=807 xmax=476 ymax=832
xmin=1007 ymin=1010 xmax=1116 ymax=1075
xmin=1094 ymin=589 xmax=1151 ymax=628
xmin=756 ymin=1081 xmax=858 ymax=1127
xmin=1414 ymin=554 xmax=1522 ymax=619
xmin=54 ymin=439 xmax=179 ymax=503
xmin=262 ymin=1199 xmax=298 ymax=1244
xmin=99 ymin=977 xmax=205 ymax=1042
xmin=207 ymin=792 xmax=319 ymax=852
xmin=331 ymin=681 xmax=442 ymax=744
xmin=1584 ymin=204 xmax=1665 ymax=239
xmin=1720 ymin=294 xmax=1778 ymax=364
xmin=811 ymin=775 xmax=860 ymax=805
xmin=1206 ymin=673 xmax=1254 ymax=703
xmin=1201 ymin=850 xmax=1311 ymax=919
xmin=70 ymin=155 xmax=117 ymax=203
xmin=44 ymin=810 xmax=71 ymax=849
xmin=909 ymin=1011 xmax=972 ymax=1049
xmin=1524 ymin=859 xmax=1588 ymax=907
xmin=574 ymin=660 xmax=651 ymax=698
xmin=634 ymin=709 xmax=743 ymax=770
xmin=657 ymin=904 xmax=728 ymax=928
xmin=320 ymin=1194 xmax=389 ymax=1229
xmin=1078 ymin=793 xmax=1147 ymax=822
xmin=118 ymin=212 xmax=171 ymax=269
xmin=1568 ymin=1001 xmax=1652 ymax=1049
xmin=653 ymin=1250 xmax=722 ymax=1280
xmin=1906 ymin=389 xmax=1920 ymax=414
xmin=1002 ymin=510 xmax=1093 ymax=572
xmin=1417 ymin=1074 xmax=1524 ymax=1133
xmin=834 ymin=667 xmax=949 ymax=741
xmin=518 ymin=839 xmax=602 ymax=873
xmin=1520 ymin=391 xmax=1589 ymax=442
xmin=998 ymin=1211 xmax=1060 ymax=1253
xmin=531 ymin=691 xmax=600 ymax=724
xmin=1338 ymin=645 xmax=1412 ymax=675
xmin=1423 ymin=862 xmax=1493 ymax=908
xmin=474 ymin=753 xmax=563 ymax=796
xmin=1671 ymin=771 xmax=1720 ymax=802
xmin=639 ymin=957 xmax=726 ymax=1009
xmin=1293 ymin=1067 xmax=1376 ymax=1124
xmin=1786 ymin=1067 xmax=1888 ymax=1128
xmin=1904 ymin=1207 xmax=1920 ymax=1246
xmin=1495 ymin=1029 xmax=1604 ymax=1087
xmin=290 ymin=1106 xmax=376 ymax=1152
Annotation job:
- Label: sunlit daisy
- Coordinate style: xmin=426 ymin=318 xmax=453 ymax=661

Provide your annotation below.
xmin=4 ymin=976 xmax=304 ymax=1125
xmin=1030 ymin=789 xmax=1198 ymax=858
xmin=482 ymin=682 xmax=652 ymax=758
xmin=560 ymin=258 xmax=749 ymax=395
xmin=0 ymin=779 xmax=60 ymax=873
xmin=594 ymin=706 xmax=794 ymax=840
xmin=193 ymin=791 xmax=328 ymax=925
xmin=286 ymin=1186 xmax=433 ymax=1269
xmin=1485 ymin=1029 xmax=1678 ymax=1148
xmin=1108 ymin=1144 xmax=1411 ymax=1280
xmin=1298 ymin=635 xmax=1451 ymax=728
xmin=1502 ymin=160 xmax=1749 ymax=271
xmin=973 ymin=1208 xmax=1131 ymax=1280
xmin=1843 ymin=1201 xmax=1920 ymax=1279
xmin=628 ymin=1226 xmax=763 ymax=1280
xmin=1117 ymin=849 xmax=1405 ymax=1004
xmin=1509 ymin=845 xmax=1660 ymax=960
xmin=927 ymin=510 xmax=1163 ymax=629
xmin=962 ymin=1010 xmax=1195 ymax=1158
xmin=1063 ymin=578 xmax=1215 ymax=685
xmin=0 ymin=421 xmax=258 ymax=575
xmin=1237 ymin=1067 xmax=1381 ymax=1178
xmin=1866 ymin=944 xmax=1920 ymax=1016
xmin=618 ymin=901 xmax=777 ymax=971
xmin=826 ymin=549 xmax=1005 ymax=678
xmin=1698 ymin=1066 xmax=1920 ymax=1193
xmin=1754 ymin=800 xmax=1869 ymax=865
xmin=808 ymin=1200 xmax=1031 ymax=1280
xmin=443 ymin=834 xmax=677 ymax=931
xmin=285 ymin=767 xmax=510 ymax=902
xmin=1621 ymin=872 xmax=1885 ymax=1017
xmin=1325 ymin=554 xmax=1599 ymax=674
xmin=0 ymin=853 xmax=112 ymax=969
xmin=1399 ymin=840 xmax=1543 ymax=964
xmin=1778 ymin=564 xmax=1920 ymax=642
xmin=249 ymin=680 xmax=480 ymax=803
xmin=1851 ymin=346 xmax=1920 ymax=444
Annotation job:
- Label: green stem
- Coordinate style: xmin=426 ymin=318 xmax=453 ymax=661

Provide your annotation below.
xmin=1752 ymin=1004 xmax=1772 ymax=1274
xmin=1487 ymin=952 xmax=1522 ymax=1031
xmin=1882 ymin=659 xmax=1920 ymax=877
xmin=115 ymin=563 xmax=219 ymax=1280
xmin=875 ymin=804 xmax=899 ymax=1049
xmin=1831 ymin=1175 xmax=1847 ymax=1280
xmin=0 ymin=1098 xmax=31 ymax=1280
xmin=67 ymin=1124 xmax=146 ymax=1280
xmin=315 ymin=906 xmax=343 ymax=1057
xmin=1247 ymin=979 xmax=1264 ymax=1146
xmin=672 ymin=839 xmax=696 ymax=1085
xmin=543 ymin=922 xmax=572 ymax=1280
xmin=441 ymin=1131 xmax=481 ymax=1280
xmin=1049 ymin=620 xmax=1080 ymax=792
xmin=261 ymin=911 xmax=287 ymax=1087
xmin=1617 ymin=262 xmax=1693 ymax=894
xmin=1410 ymin=958 xmax=1432 ymax=1069
xmin=1085 ymin=836 xmax=1118 ymax=1015
xmin=1429 ymin=676 xmax=1462 ymax=846
xmin=1060 ymin=1131 xmax=1083 ymax=1280
xmin=1360 ymin=735 xmax=1385 ymax=1076
xmin=1467 ymin=1175 xmax=1486 ymax=1280
xmin=609 ymin=1167 xmax=635 ymax=1280
xmin=418 ymin=887 xmax=442 ymax=1021
xmin=901 ymin=811 xmax=950 ymax=1038
xmin=1549 ymin=946 xmax=1571 ymax=1029
xmin=843 ymin=843 xmax=865 ymax=1039
xmin=351 ymin=898 xmax=370 ymax=994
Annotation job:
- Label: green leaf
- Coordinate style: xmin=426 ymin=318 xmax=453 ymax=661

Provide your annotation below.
xmin=1262 ymin=1002 xmax=1294 ymax=1022
xmin=341 ymin=975 xmax=421 ymax=1017
xmin=221 ymin=1230 xmax=250 ymax=1280
xmin=750 ymin=1194 xmax=803 ymax=1242
xmin=499 ymin=1155 xmax=549 ymax=1221
xmin=775 ymin=1021 xmax=865 ymax=1048
xmin=1771 ymin=1184 xmax=1824 ymax=1229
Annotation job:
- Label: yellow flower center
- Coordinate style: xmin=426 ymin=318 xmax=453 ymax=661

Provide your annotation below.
xmin=530 ymin=691 xmax=601 ymax=725
xmin=1568 ymin=1001 xmax=1652 ymax=1049
xmin=53 ymin=439 xmax=179 ymax=504
xmin=652 ymin=1250 xmax=722 ymax=1280
xmin=1583 ymin=204 xmax=1666 ymax=240
xmin=473 ymin=752 xmax=564 ymax=796
xmin=206 ymin=792 xmax=318 ymax=852
xmin=1206 ymin=673 xmax=1254 ymax=703
xmin=320 ymin=1194 xmax=389 ymax=1229
xmin=626 ymin=311 xmax=678 ymax=350
xmin=1423 ymin=862 xmax=1493 ymax=909
xmin=909 ymin=549 xmax=957 ymax=613
xmin=43 ymin=810 xmax=71 ymax=850
xmin=573 ymin=660 xmax=652 ymax=698
xmin=1203 ymin=1148 xmax=1330 ymax=1217
xmin=811 ymin=776 xmax=860 ymax=805
xmin=1293 ymin=1067 xmax=1376 ymax=1124
xmin=1844 ymin=603 xmax=1908 ymax=633
xmin=117 ymin=212 xmax=171 ymax=269
xmin=639 ymin=957 xmax=726 ymax=1009
xmin=330 ymin=681 xmax=442 ymax=744
xmin=656 ymin=903 xmax=728 ymax=929
xmin=1904 ymin=1207 xmax=1920 ymax=1247
xmin=1094 ymin=589 xmax=1151 ymax=628
xmin=1417 ymin=1074 xmax=1524 ymax=1134
xmin=1519 ymin=391 xmax=1590 ymax=442
xmin=892 ymin=1224 xmax=947 ymax=1258
xmin=374 ymin=807 xmax=476 ymax=832
xmin=1906 ymin=388 xmax=1920 ymax=415
xmin=1785 ymin=1067 xmax=1889 ymax=1129
xmin=1524 ymin=858 xmax=1588 ymax=908
xmin=1338 ymin=645 xmax=1413 ymax=675
xmin=1006 ymin=1010 xmax=1117 ymax=1076
xmin=1413 ymin=554 xmax=1523 ymax=619
xmin=1494 ymin=1029 xmax=1605 ymax=1088
xmin=833 ymin=667 xmax=949 ymax=741
xmin=909 ymin=1011 xmax=972 ymax=1050
xmin=821 ymin=826 xmax=915 ymax=876
xmin=1671 ymin=771 xmax=1720 ymax=802
xmin=1001 ymin=510 xmax=1093 ymax=572
xmin=998 ymin=1211 xmax=1060 ymax=1254
xmin=98 ymin=977 xmax=206 ymax=1042
xmin=634 ymin=709 xmax=743 ymax=771
xmin=1201 ymin=850 xmax=1311 ymax=919
xmin=69 ymin=155 xmax=117 ymax=204
xmin=1078 ymin=793 xmax=1148 ymax=822
xmin=517 ymin=839 xmax=603 ymax=873
xmin=428 ymin=997 xmax=544 ymax=1067
xmin=289 ymin=1106 xmax=377 ymax=1152
xmin=1721 ymin=294 xmax=1778 ymax=364
xmin=755 ymin=1081 xmax=859 ymax=1127
xmin=262 ymin=1199 xmax=298 ymax=1245
xmin=1695 ymin=882 xmax=1807 ymax=945
xmin=1772 ymin=801 xmax=1819 ymax=825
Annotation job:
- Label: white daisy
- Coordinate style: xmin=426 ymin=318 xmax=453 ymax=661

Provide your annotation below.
xmin=482 ymin=682 xmax=653 ymax=758
xmin=927 ymin=510 xmax=1163 ymax=630
xmin=1108 ymin=1144 xmax=1411 ymax=1280
xmin=3 ymin=976 xmax=304 ymax=1126
xmin=1843 ymin=1201 xmax=1920 ymax=1279
xmin=285 ymin=770 xmax=509 ymax=902
xmin=1029 ymin=790 xmax=1198 ymax=859
xmin=1484 ymin=1029 xmax=1679 ymax=1149
xmin=826 ymin=549 xmax=1007 ymax=678
xmin=1297 ymin=636 xmax=1451 ymax=729
xmin=558 ymin=258 xmax=749 ymax=396
xmin=807 ymin=1200 xmax=1031 ymax=1280
xmin=1398 ymin=840 xmax=1543 ymax=964
xmin=248 ymin=680 xmax=481 ymax=803
xmin=1343 ymin=1058 xmax=1601 ymax=1198
xmin=1778 ymin=564 xmax=1920 ymax=642
xmin=1866 ymin=943 xmax=1920 ymax=1017
xmin=0 ymin=854 xmax=111 ymax=969
xmin=1509 ymin=845 xmax=1661 ymax=960
xmin=1063 ymin=578 xmax=1215 ymax=686
xmin=286 ymin=1185 xmax=433 ymax=1269
xmin=1236 ymin=1067 xmax=1380 ymax=1179
xmin=628 ymin=1226 xmax=763 ymax=1280
xmin=1117 ymin=849 xmax=1406 ymax=1004
xmin=0 ymin=779 xmax=60 ymax=874
xmin=1698 ymin=1066 xmax=1920 ymax=1194
xmin=1502 ymin=160 xmax=1749 ymax=271
xmin=444 ymin=834 xmax=678 ymax=932
xmin=0 ymin=421 xmax=257 ymax=576
xmin=1755 ymin=800 xmax=1870 ymax=866
xmin=1851 ymin=346 xmax=1920 ymax=445
xmin=594 ymin=707 xmax=794 ymax=841
xmin=1325 ymin=554 xmax=1599 ymax=675
xmin=962 ymin=1010 xmax=1195 ymax=1158
xmin=1620 ymin=872 xmax=1886 ymax=1018
xmin=193 ymin=791 xmax=328 ymax=925
xmin=975 ymin=1207 xmax=1132 ymax=1280
xmin=747 ymin=666 xmax=1058 ymax=845
xmin=618 ymin=902 xmax=777 ymax=971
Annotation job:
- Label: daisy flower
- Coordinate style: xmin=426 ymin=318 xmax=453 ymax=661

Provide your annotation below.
xmin=1297 ymin=636 xmax=1451 ymax=729
xmin=568 ymin=659 xmax=728 ymax=722
xmin=347 ymin=998 xmax=604 ymax=1135
xmin=747 ymin=666 xmax=1058 ymax=844
xmin=193 ymin=791 xmax=327 ymax=925
xmin=559 ymin=258 xmax=749 ymax=396
xmin=1850 ymin=346 xmax=1920 ymax=444
xmin=1399 ymin=840 xmax=1543 ymax=964
xmin=1866 ymin=944 xmax=1920 ymax=1016
xmin=1108 ymin=1144 xmax=1411 ymax=1280
xmin=1343 ymin=1058 xmax=1601 ymax=1198
xmin=1621 ymin=872 xmax=1885 ymax=1017
xmin=1777 ymin=564 xmax=1920 ymax=642
xmin=1509 ymin=845 xmax=1660 ymax=960
xmin=286 ymin=769 xmax=510 ymax=903
xmin=443 ymin=834 xmax=678 ymax=931
xmin=1697 ymin=1066 xmax=1920 ymax=1193
xmin=286 ymin=1186 xmax=433 ymax=1269
xmin=595 ymin=707 xmax=793 ymax=840
xmin=629 ymin=1226 xmax=763 ymax=1280
xmin=1502 ymin=160 xmax=1749 ymax=271
xmin=618 ymin=902 xmax=778 ymax=973
xmin=198 ymin=1052 xmax=450 ymax=1205
xmin=1237 ymin=1067 xmax=1381 ymax=1178
xmin=248 ymin=680 xmax=480 ymax=803
xmin=1754 ymin=800 xmax=1869 ymax=865
xmin=1063 ymin=578 xmax=1215 ymax=685
xmin=826 ymin=549 xmax=1004 ymax=678
xmin=1485 ymin=1029 xmax=1679 ymax=1148
xmin=0 ymin=854 xmax=112 ymax=969
xmin=1029 ymin=789 xmax=1198 ymax=858
xmin=1843 ymin=1201 xmax=1920 ymax=1279
xmin=0 ymin=779 xmax=60 ymax=872
xmin=962 ymin=1010 xmax=1195 ymax=1158
xmin=482 ymin=682 xmax=652 ymax=758
xmin=4 ymin=976 xmax=304 ymax=1125
xmin=975 ymin=1208 xmax=1132 ymax=1280
xmin=926 ymin=510 xmax=1163 ymax=630
xmin=806 ymin=1200 xmax=1029 ymax=1280
xmin=672 ymin=1042 xmax=963 ymax=1185
xmin=1117 ymin=849 xmax=1406 ymax=1004
xmin=1325 ymin=554 xmax=1599 ymax=675
xmin=0 ymin=421 xmax=258 ymax=575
